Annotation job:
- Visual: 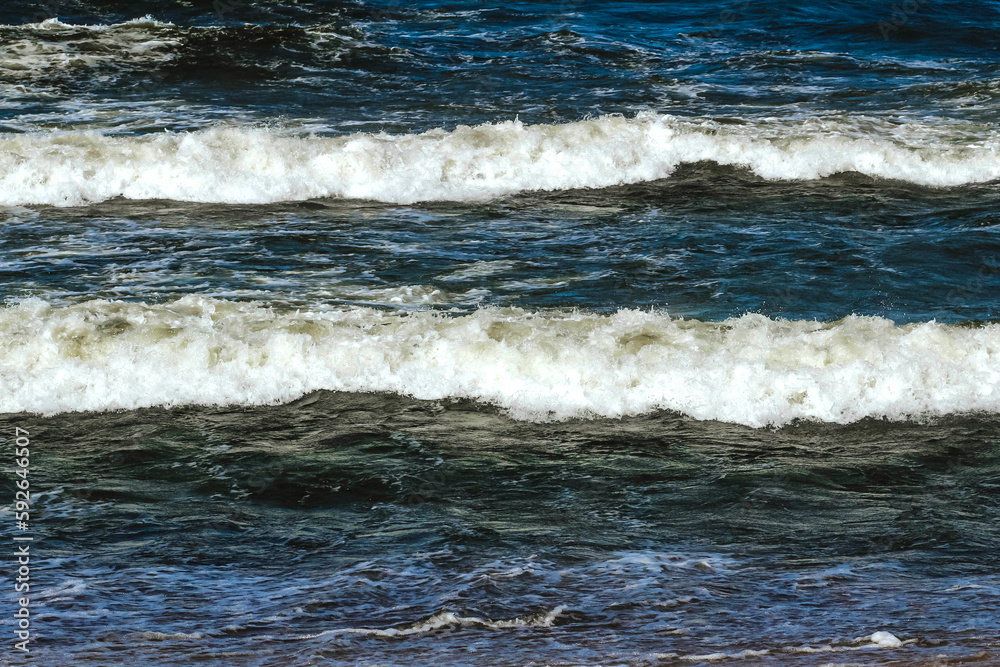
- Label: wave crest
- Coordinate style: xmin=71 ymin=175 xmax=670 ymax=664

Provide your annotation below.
xmin=2 ymin=113 xmax=1000 ymax=206
xmin=3 ymin=297 xmax=1000 ymax=426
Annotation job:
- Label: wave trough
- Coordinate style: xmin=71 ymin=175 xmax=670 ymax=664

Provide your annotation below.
xmin=3 ymin=297 xmax=1000 ymax=426
xmin=3 ymin=113 xmax=1000 ymax=206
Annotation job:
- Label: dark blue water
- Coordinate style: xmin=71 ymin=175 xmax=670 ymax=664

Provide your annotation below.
xmin=2 ymin=1 xmax=1000 ymax=665
xmin=3 ymin=183 xmax=1000 ymax=322
xmin=4 ymin=0 xmax=1000 ymax=131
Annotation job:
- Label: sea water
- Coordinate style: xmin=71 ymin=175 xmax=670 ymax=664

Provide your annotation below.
xmin=1 ymin=1 xmax=999 ymax=664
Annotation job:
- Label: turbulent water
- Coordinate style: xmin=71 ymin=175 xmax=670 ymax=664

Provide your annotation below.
xmin=1 ymin=0 xmax=999 ymax=665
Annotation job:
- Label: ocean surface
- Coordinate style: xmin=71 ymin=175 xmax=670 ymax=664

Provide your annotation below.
xmin=1 ymin=0 xmax=1000 ymax=664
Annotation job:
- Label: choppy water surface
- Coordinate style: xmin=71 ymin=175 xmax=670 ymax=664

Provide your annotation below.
xmin=1 ymin=0 xmax=1000 ymax=665
xmin=9 ymin=397 xmax=1000 ymax=665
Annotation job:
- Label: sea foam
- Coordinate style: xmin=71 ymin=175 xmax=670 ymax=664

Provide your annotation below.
xmin=2 ymin=113 xmax=999 ymax=206
xmin=0 ymin=17 xmax=180 ymax=75
xmin=2 ymin=297 xmax=999 ymax=426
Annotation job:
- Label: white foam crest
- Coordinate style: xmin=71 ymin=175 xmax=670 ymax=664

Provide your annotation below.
xmin=676 ymin=649 xmax=771 ymax=661
xmin=2 ymin=113 xmax=1000 ymax=206
xmin=654 ymin=631 xmax=909 ymax=662
xmin=301 ymin=606 xmax=565 ymax=639
xmin=11 ymin=16 xmax=175 ymax=32
xmin=3 ymin=297 xmax=1000 ymax=427
xmin=0 ymin=17 xmax=180 ymax=75
xmin=337 ymin=284 xmax=486 ymax=308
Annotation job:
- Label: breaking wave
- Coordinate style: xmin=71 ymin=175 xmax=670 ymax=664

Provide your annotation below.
xmin=2 ymin=296 xmax=1000 ymax=426
xmin=2 ymin=113 xmax=1000 ymax=206
xmin=300 ymin=607 xmax=566 ymax=640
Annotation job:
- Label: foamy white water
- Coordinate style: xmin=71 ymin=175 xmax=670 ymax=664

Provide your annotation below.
xmin=2 ymin=297 xmax=999 ymax=426
xmin=0 ymin=17 xmax=179 ymax=74
xmin=301 ymin=606 xmax=566 ymax=639
xmin=2 ymin=113 xmax=1000 ymax=206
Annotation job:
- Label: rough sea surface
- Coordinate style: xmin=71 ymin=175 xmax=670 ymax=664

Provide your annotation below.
xmin=1 ymin=1 xmax=999 ymax=665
